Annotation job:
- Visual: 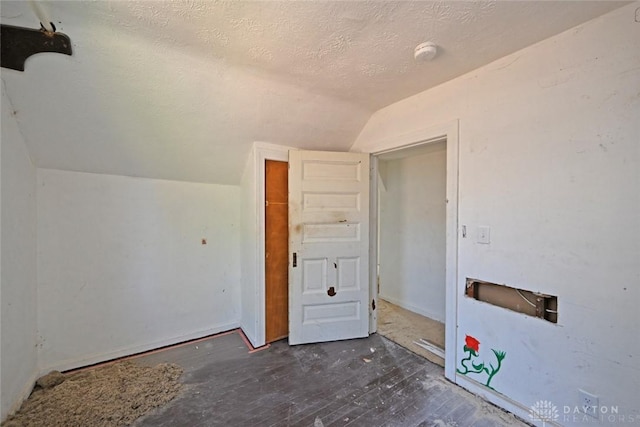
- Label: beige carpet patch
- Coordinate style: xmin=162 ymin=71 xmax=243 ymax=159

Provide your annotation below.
xmin=3 ymin=361 xmax=183 ymax=427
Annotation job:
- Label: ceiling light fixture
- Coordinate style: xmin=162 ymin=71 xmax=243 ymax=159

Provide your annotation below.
xmin=0 ymin=0 xmax=72 ymax=71
xmin=414 ymin=42 xmax=438 ymax=62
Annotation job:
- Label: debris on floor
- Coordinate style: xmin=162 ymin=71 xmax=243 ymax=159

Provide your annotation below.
xmin=2 ymin=361 xmax=183 ymax=427
xmin=414 ymin=338 xmax=446 ymax=359
xmin=35 ymin=371 xmax=65 ymax=389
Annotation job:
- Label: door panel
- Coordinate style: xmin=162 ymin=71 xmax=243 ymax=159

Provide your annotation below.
xmin=289 ymin=150 xmax=370 ymax=345
xmin=265 ymin=160 xmax=289 ymax=343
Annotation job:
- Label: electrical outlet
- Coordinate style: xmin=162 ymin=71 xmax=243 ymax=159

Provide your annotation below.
xmin=579 ymin=389 xmax=599 ymax=418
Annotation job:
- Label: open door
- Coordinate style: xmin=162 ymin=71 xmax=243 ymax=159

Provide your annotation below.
xmin=288 ymin=150 xmax=370 ymax=345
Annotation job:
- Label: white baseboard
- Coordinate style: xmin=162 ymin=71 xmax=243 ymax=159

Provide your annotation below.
xmin=454 ymin=375 xmax=554 ymax=427
xmin=379 ymin=294 xmax=446 ymax=324
xmin=38 ymin=321 xmax=240 ymax=375
xmin=240 ymin=321 xmax=259 ymax=348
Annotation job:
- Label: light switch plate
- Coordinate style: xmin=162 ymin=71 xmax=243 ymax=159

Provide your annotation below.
xmin=478 ymin=226 xmax=491 ymax=244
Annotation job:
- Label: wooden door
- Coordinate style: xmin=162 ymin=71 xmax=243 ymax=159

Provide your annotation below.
xmin=265 ymin=160 xmax=289 ymax=342
xmin=288 ymin=150 xmax=370 ymax=345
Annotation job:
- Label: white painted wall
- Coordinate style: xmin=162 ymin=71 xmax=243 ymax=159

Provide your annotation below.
xmin=1 ymin=87 xmax=38 ymax=419
xmin=36 ymin=169 xmax=241 ymax=372
xmin=240 ymin=149 xmax=259 ymax=346
xmin=378 ymin=144 xmax=447 ymax=323
xmin=354 ymin=4 xmax=640 ymax=422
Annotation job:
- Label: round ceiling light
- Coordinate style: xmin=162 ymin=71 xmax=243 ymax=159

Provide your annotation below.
xmin=414 ymin=42 xmax=438 ymax=61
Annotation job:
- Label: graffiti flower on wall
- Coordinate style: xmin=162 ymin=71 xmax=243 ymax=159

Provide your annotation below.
xmin=457 ymin=334 xmax=506 ymax=390
xmin=464 ymin=335 xmax=480 ymax=355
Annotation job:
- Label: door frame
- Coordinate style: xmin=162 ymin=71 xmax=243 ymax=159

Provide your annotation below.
xmin=250 ymin=142 xmax=295 ymax=348
xmin=364 ymin=120 xmax=459 ymax=381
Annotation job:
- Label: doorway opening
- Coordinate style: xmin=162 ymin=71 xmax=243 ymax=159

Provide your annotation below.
xmin=375 ymin=139 xmax=447 ymax=366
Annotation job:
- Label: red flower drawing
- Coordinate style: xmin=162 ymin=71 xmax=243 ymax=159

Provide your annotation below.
xmin=465 ymin=335 xmax=480 ymax=353
xmin=458 ymin=334 xmax=506 ymax=390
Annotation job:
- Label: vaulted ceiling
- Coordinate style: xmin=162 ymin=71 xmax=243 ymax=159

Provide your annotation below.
xmin=1 ymin=1 xmax=627 ymax=184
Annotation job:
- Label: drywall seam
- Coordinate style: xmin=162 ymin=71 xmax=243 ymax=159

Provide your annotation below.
xmin=0 ymin=78 xmax=35 ymax=167
xmin=1 ymin=85 xmax=39 ymax=421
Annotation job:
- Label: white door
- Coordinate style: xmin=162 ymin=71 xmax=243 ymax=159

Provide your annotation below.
xmin=288 ymin=149 xmax=370 ymax=345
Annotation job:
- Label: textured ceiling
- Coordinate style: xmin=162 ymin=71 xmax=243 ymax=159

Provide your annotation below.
xmin=0 ymin=1 xmax=627 ymax=184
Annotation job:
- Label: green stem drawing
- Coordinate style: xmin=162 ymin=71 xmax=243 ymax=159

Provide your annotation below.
xmin=483 ymin=350 xmax=506 ymax=389
xmin=456 ymin=349 xmax=484 ymax=375
xmin=456 ymin=350 xmax=472 ymax=375
xmin=456 ymin=336 xmax=506 ymax=391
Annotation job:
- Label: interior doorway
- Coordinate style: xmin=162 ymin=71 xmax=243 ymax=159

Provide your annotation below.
xmin=375 ymin=140 xmax=447 ymax=366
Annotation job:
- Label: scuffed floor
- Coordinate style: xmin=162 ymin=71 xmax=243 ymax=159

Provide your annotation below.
xmin=377 ymin=299 xmax=446 ymax=367
xmin=133 ymin=331 xmax=527 ymax=427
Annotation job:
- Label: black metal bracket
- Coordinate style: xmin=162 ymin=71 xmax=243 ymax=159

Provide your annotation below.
xmin=1 ymin=23 xmax=72 ymax=71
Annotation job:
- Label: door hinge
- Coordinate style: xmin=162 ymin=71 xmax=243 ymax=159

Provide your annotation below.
xmin=292 ymin=252 xmax=297 ymax=268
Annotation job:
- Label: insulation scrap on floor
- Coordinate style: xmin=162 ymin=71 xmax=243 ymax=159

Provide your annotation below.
xmin=2 ymin=361 xmax=183 ymax=427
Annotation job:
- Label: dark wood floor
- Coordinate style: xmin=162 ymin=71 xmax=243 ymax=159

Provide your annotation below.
xmin=133 ymin=331 xmax=526 ymax=427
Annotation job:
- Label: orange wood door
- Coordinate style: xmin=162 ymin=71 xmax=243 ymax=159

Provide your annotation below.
xmin=265 ymin=160 xmax=289 ymax=342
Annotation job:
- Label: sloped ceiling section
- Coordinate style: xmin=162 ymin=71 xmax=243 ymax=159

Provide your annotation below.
xmin=0 ymin=1 xmax=626 ymax=184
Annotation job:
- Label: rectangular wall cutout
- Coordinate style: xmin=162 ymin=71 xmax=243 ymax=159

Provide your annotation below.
xmin=466 ymin=278 xmax=557 ymax=323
